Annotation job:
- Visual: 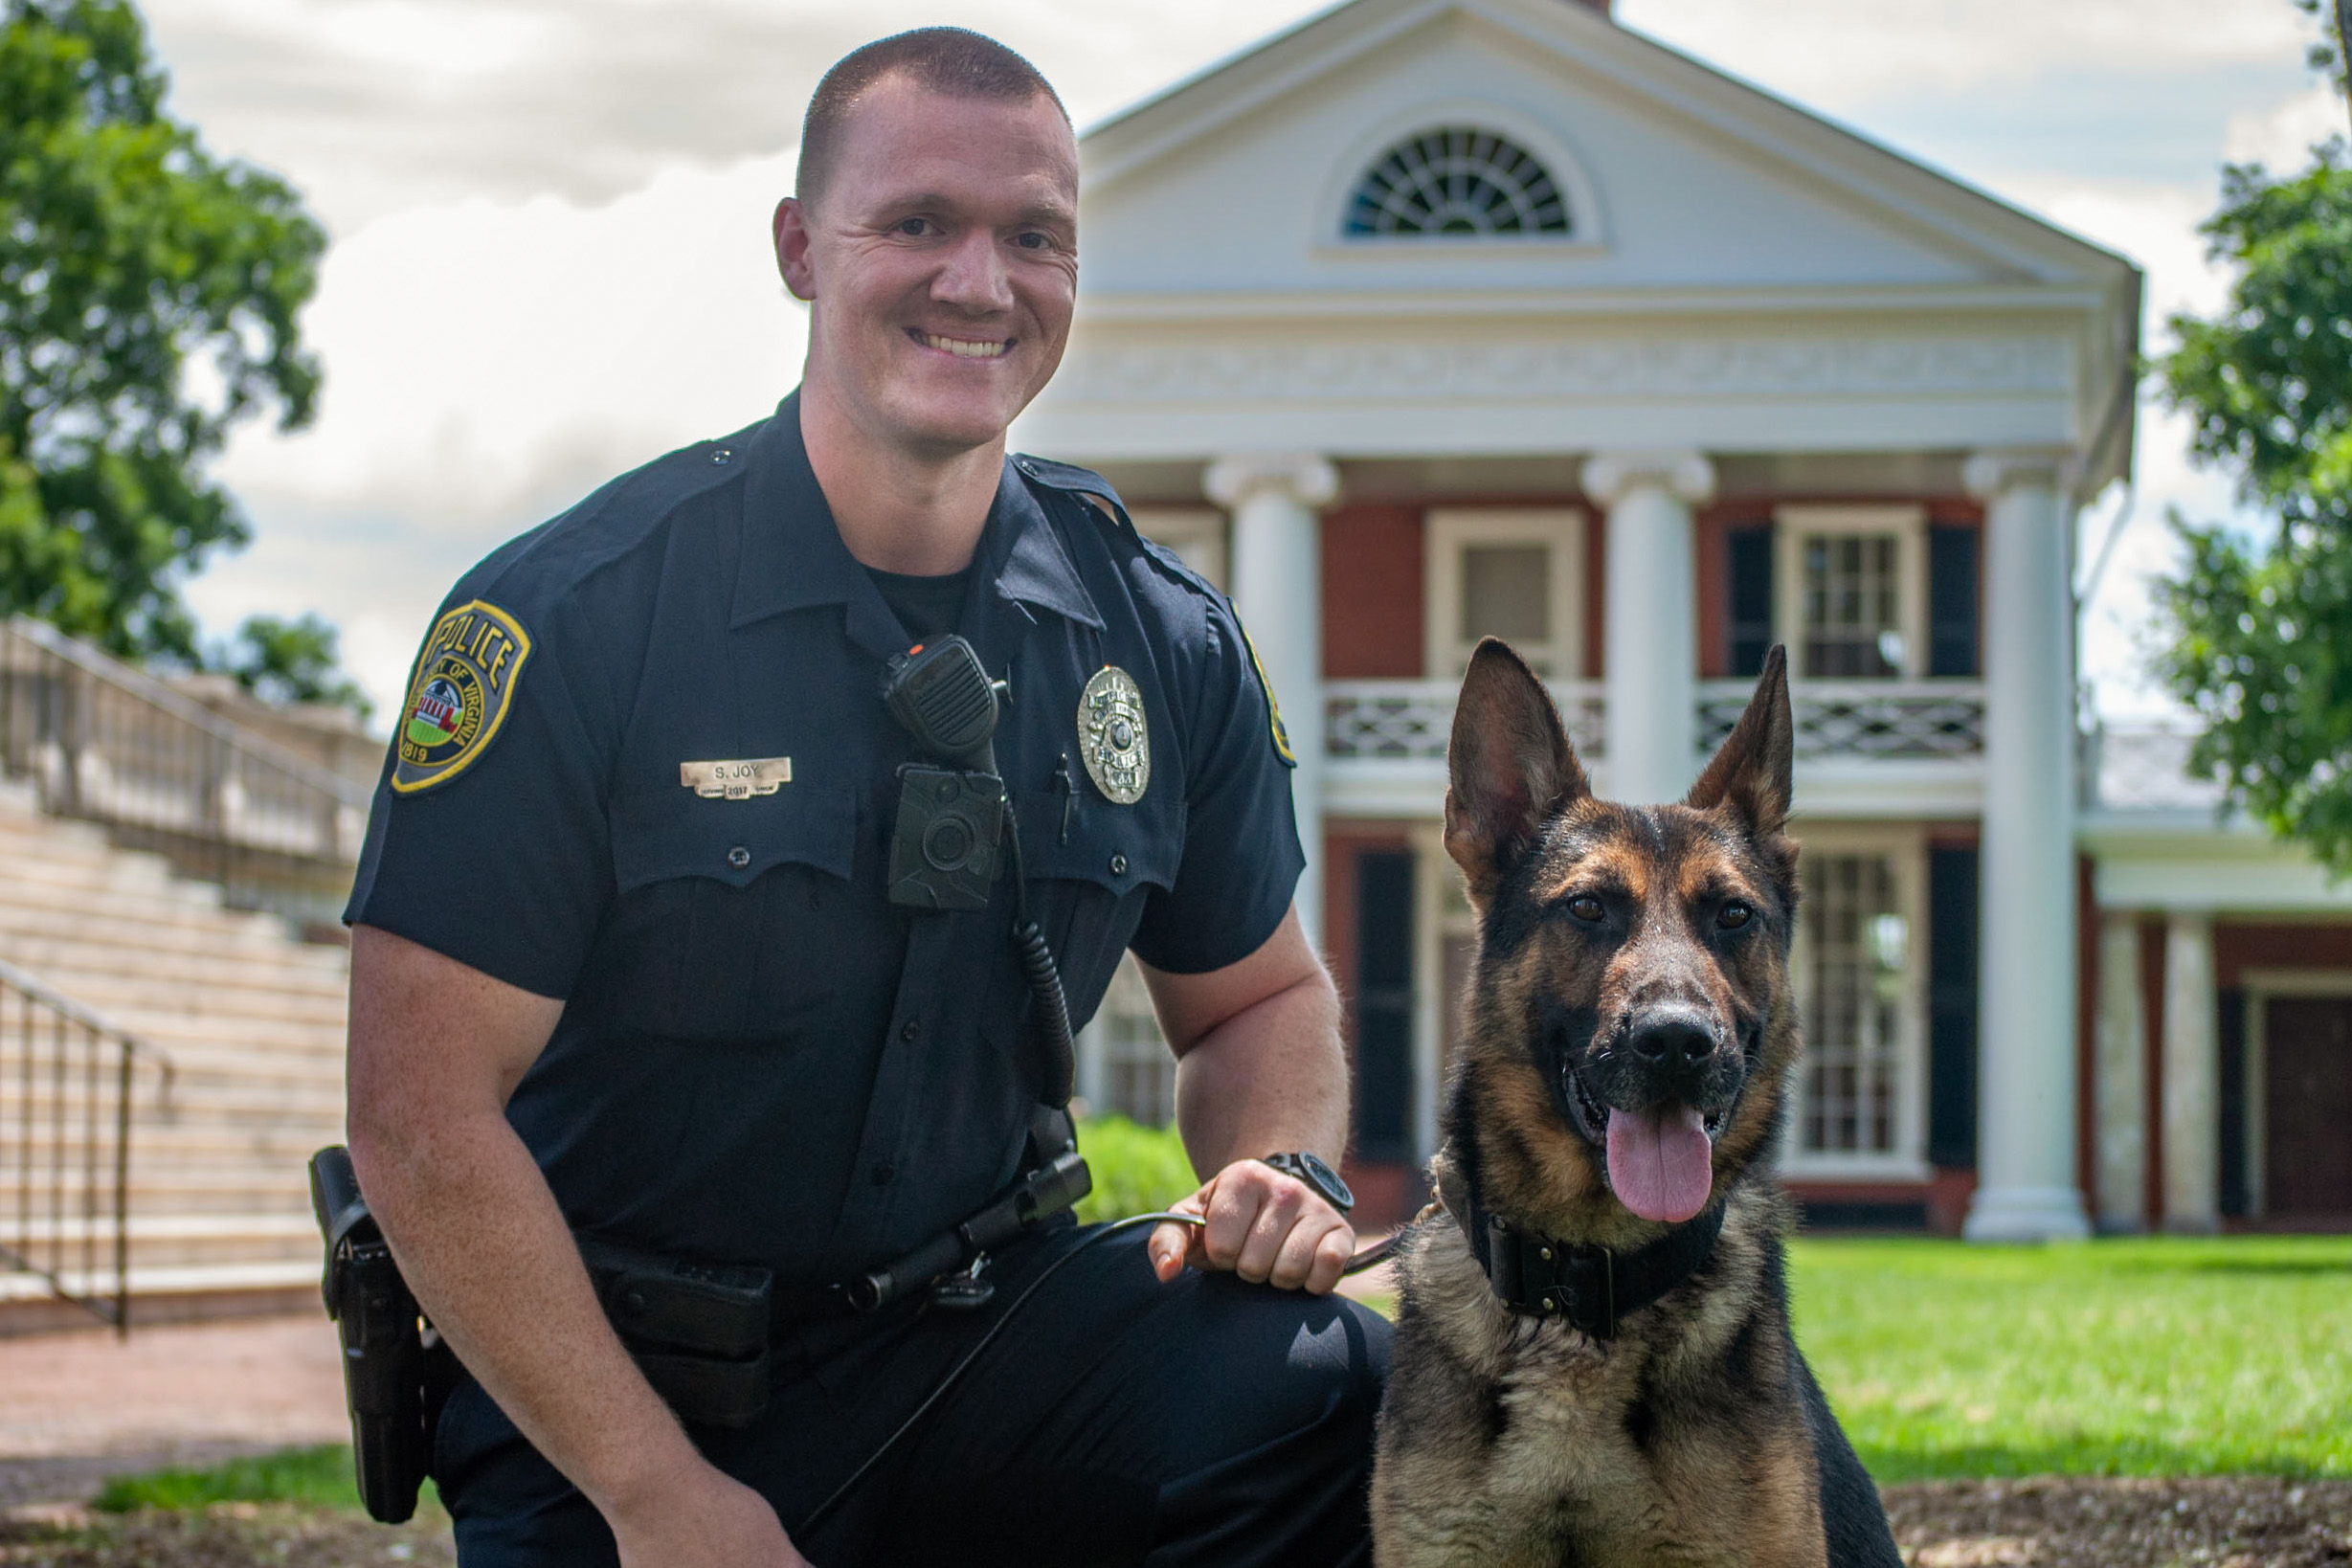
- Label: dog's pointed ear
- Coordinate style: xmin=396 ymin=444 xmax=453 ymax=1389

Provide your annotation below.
xmin=1445 ymin=638 xmax=1589 ymax=899
xmin=1687 ymin=644 xmax=1793 ymax=836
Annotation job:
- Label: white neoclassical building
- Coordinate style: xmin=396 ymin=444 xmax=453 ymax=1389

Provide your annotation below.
xmin=1020 ymin=0 xmax=2352 ymax=1237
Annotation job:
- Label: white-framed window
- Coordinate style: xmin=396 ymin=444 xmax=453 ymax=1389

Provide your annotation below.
xmin=1074 ymin=955 xmax=1176 ymax=1127
xmin=1423 ymin=508 xmax=1585 ymax=680
xmin=1773 ymin=505 xmax=1927 ymax=681
xmin=1131 ymin=507 xmax=1226 ymax=593
xmin=1782 ymin=826 xmax=1929 ymax=1178
xmin=1346 ymin=126 xmax=1574 ymax=237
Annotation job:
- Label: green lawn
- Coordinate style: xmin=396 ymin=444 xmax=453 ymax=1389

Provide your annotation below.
xmin=1788 ymin=1235 xmax=2352 ymax=1482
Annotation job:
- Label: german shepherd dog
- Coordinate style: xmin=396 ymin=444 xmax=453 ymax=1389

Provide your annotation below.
xmin=1369 ymin=638 xmax=1901 ymax=1568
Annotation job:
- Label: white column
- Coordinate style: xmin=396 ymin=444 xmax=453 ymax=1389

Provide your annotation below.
xmin=1205 ymin=453 xmax=1339 ymax=952
xmin=2162 ymin=911 xmax=2219 ymax=1232
xmin=1961 ymin=449 xmax=2091 ymax=1242
xmin=1579 ymin=451 xmax=1714 ymax=806
xmin=2094 ymin=910 xmax=2147 ymax=1231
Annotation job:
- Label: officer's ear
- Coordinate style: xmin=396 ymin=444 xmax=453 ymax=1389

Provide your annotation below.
xmin=775 ymin=197 xmax=817 ymax=302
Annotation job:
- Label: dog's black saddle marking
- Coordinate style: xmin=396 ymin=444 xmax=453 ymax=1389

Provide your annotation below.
xmin=1458 ymin=1188 xmax=1727 ymax=1339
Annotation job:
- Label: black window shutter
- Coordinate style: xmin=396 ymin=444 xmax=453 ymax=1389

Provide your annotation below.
xmin=1354 ymin=851 xmax=1416 ymax=1162
xmin=2218 ymin=989 xmax=2249 ymax=1219
xmin=1928 ymin=526 xmax=1980 ymax=678
xmin=1927 ymin=846 xmax=1979 ymax=1169
xmin=1727 ymin=525 xmax=1774 ymax=678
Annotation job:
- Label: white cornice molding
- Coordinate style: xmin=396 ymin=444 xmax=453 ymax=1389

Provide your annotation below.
xmin=1053 ymin=330 xmax=2072 ymax=409
xmin=1203 ymin=453 xmax=1342 ymax=510
xmin=1580 ymin=450 xmax=1715 ymax=507
xmin=1070 ymin=283 xmax=2118 ymax=325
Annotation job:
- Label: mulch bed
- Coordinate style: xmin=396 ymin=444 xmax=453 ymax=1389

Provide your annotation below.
xmin=1886 ymin=1476 xmax=2352 ymax=1567
xmin=0 ymin=1503 xmax=456 ymax=1566
xmin=2 ymin=1476 xmax=2347 ymax=1565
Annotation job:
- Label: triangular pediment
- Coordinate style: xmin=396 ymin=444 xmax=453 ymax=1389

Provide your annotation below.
xmin=1073 ymin=0 xmax=2133 ymax=303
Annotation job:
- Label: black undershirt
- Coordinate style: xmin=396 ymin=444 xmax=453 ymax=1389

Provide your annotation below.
xmin=865 ymin=563 xmax=972 ymax=641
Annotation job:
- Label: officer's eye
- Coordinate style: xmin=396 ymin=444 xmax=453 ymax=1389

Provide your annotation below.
xmin=895 ymin=216 xmax=936 ymax=237
xmin=1015 ymin=230 xmax=1053 ymax=250
xmin=1718 ymin=901 xmax=1753 ymax=930
xmin=1567 ymin=894 xmax=1604 ymax=924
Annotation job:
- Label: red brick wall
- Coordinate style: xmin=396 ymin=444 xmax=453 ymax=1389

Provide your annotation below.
xmin=1322 ymin=504 xmax=1422 ymax=678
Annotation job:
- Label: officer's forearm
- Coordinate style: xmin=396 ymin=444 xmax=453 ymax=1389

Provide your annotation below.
xmin=1169 ymin=967 xmax=1348 ymax=1176
xmin=349 ymin=1105 xmax=706 ymax=1524
xmin=344 ymin=926 xmax=714 ymax=1535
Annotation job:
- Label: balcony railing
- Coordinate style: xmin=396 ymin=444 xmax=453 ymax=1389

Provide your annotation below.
xmin=1327 ymin=680 xmax=1608 ymax=759
xmin=1696 ymin=680 xmax=1987 ymax=760
xmin=1326 ymin=679 xmax=1987 ymax=762
xmin=0 ymin=616 xmax=372 ymax=918
xmin=0 ymin=956 xmax=173 ymax=1333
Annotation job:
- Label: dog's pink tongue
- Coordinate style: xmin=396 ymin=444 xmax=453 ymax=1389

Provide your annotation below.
xmin=1605 ymin=1103 xmax=1714 ymax=1223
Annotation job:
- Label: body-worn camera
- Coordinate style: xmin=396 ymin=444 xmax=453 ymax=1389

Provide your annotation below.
xmin=881 ymin=638 xmax=1011 ymax=912
xmin=887 ymin=764 xmax=1006 ymax=910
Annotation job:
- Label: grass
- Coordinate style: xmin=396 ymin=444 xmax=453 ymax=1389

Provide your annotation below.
xmin=77 ymin=1235 xmax=2351 ymax=1520
xmin=91 ymin=1445 xmax=361 ymax=1513
xmin=1787 ymin=1235 xmax=2352 ymax=1482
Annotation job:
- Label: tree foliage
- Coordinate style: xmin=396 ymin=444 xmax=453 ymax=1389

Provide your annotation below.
xmin=2157 ymin=146 xmax=2352 ymax=871
xmin=210 ymin=611 xmax=370 ymax=722
xmin=0 ymin=0 xmax=324 ymax=660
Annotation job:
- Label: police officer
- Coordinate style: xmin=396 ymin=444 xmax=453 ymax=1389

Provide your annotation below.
xmin=343 ymin=26 xmax=1389 ymax=1568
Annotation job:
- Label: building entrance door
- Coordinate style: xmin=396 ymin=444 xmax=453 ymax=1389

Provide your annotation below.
xmin=2263 ymin=997 xmax=2352 ymax=1219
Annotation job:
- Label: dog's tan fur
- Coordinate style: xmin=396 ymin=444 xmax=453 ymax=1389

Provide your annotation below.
xmin=1369 ymin=639 xmax=1900 ymax=1568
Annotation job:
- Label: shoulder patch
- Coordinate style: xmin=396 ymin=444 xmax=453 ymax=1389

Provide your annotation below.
xmin=1236 ymin=620 xmax=1298 ymax=770
xmin=392 ymin=601 xmax=533 ymax=795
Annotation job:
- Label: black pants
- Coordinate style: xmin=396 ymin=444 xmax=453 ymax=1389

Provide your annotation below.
xmin=435 ymin=1223 xmax=1393 ymax=1566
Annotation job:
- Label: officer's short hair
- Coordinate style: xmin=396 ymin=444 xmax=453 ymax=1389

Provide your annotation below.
xmin=797 ymin=28 xmax=1070 ymax=211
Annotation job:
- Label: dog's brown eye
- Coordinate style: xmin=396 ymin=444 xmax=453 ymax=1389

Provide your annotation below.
xmin=1718 ymin=901 xmax=1753 ymax=930
xmin=1568 ymin=894 xmax=1604 ymax=923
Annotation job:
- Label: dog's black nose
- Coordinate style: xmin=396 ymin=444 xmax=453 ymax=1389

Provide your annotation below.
xmin=1628 ymin=1017 xmax=1714 ymax=1067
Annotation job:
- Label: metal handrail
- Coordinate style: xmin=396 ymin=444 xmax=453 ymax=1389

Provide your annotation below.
xmin=0 ymin=954 xmax=175 ymax=1335
xmin=0 ymin=616 xmax=373 ymax=917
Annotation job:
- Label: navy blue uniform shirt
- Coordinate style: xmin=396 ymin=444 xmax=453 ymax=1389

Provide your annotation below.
xmin=346 ymin=393 xmax=1305 ymax=1287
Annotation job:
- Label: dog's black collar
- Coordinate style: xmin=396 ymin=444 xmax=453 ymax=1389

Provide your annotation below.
xmin=1458 ymin=1186 xmax=1726 ymax=1338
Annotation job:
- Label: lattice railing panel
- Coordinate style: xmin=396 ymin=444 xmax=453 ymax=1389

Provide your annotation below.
xmin=1696 ymin=681 xmax=1985 ymax=760
xmin=1326 ymin=681 xmax=1607 ymax=760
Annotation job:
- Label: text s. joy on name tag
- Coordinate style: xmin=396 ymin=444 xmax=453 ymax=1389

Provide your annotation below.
xmin=681 ymin=757 xmax=793 ymax=799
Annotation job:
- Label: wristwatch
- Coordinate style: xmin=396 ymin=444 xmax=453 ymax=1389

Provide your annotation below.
xmin=1261 ymin=1151 xmax=1354 ymax=1213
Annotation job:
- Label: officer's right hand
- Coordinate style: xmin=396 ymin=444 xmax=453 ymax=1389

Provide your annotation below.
xmin=610 ymin=1458 xmax=814 ymax=1568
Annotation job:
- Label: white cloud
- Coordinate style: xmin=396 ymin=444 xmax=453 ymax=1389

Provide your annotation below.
xmin=2224 ymin=82 xmax=2347 ymax=166
xmin=140 ymin=0 xmax=1335 ymax=231
xmin=187 ymin=149 xmax=810 ymax=716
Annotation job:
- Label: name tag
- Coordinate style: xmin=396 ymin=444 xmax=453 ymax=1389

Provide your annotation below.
xmin=681 ymin=757 xmax=793 ymax=799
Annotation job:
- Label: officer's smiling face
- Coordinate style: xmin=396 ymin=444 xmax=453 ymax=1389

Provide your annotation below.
xmin=779 ymin=74 xmax=1079 ymax=460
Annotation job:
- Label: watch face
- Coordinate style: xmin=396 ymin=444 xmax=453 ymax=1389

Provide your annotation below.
xmin=1271 ymin=1152 xmax=1354 ymax=1212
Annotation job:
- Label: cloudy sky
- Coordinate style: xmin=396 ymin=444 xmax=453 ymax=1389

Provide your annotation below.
xmin=137 ymin=0 xmax=2341 ymax=723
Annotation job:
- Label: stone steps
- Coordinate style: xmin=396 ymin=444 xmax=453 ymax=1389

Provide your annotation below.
xmin=0 ymin=785 xmax=350 ymax=1320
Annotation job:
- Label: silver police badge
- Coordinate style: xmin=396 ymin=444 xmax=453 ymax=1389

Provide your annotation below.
xmin=1079 ymin=666 xmax=1150 ymax=805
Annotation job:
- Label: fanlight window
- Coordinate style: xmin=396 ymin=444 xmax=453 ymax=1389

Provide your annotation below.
xmin=1346 ymin=126 xmax=1572 ymax=237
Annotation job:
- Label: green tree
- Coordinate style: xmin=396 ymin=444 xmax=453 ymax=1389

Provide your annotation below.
xmin=2156 ymin=146 xmax=2352 ymax=871
xmin=210 ymin=611 xmax=370 ymax=723
xmin=0 ymin=0 xmax=323 ymax=660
